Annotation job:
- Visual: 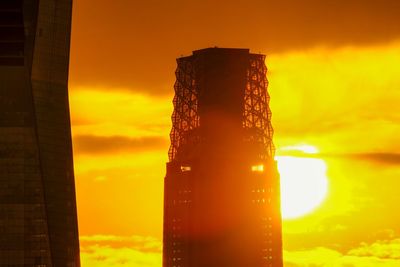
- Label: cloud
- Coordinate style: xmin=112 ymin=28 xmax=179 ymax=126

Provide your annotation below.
xmin=70 ymin=0 xmax=400 ymax=93
xmin=269 ymin=42 xmax=400 ymax=155
xmin=334 ymin=256 xmax=400 ymax=267
xmin=80 ymin=235 xmax=400 ymax=267
xmin=284 ymin=247 xmax=342 ymax=267
xmin=276 ymin=151 xmax=400 ymax=166
xmin=81 ymin=245 xmax=161 ymax=267
xmin=284 ymin=244 xmax=400 ymax=267
xmin=73 ymin=135 xmax=168 ymax=154
xmin=80 ymin=235 xmax=161 ymax=253
xmin=337 ymin=153 xmax=400 ymax=165
xmin=69 ymin=89 xmax=172 ymax=137
xmin=80 ymin=239 xmax=400 ymax=267
xmin=348 ymin=239 xmax=400 ymax=260
xmin=79 ymin=235 xmax=161 ymax=267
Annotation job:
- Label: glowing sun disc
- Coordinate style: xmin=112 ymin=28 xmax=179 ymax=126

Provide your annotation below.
xmin=276 ymin=156 xmax=328 ymax=220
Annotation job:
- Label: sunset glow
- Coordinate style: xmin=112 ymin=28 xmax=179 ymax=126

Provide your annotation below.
xmin=68 ymin=1 xmax=400 ymax=266
xmin=280 ymin=144 xmax=319 ymax=154
xmin=277 ymin=155 xmax=329 ymax=220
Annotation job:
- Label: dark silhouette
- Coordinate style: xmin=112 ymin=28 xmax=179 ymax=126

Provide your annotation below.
xmin=0 ymin=1 xmax=80 ymax=266
xmin=164 ymin=48 xmax=282 ymax=267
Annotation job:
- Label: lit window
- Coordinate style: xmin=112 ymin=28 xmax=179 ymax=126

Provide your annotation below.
xmin=251 ymin=164 xmax=264 ymax=172
xmin=181 ymin=166 xmax=191 ymax=172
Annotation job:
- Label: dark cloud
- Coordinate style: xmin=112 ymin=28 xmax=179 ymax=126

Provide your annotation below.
xmin=322 ymin=152 xmax=400 ymax=166
xmin=69 ymin=0 xmax=400 ymax=94
xmin=278 ymin=152 xmax=400 ymax=165
xmin=346 ymin=153 xmax=400 ymax=165
xmin=72 ymin=135 xmax=168 ymax=154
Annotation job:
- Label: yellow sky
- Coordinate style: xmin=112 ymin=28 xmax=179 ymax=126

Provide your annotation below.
xmin=69 ymin=42 xmax=400 ymax=266
xmin=68 ymin=1 xmax=400 ymax=266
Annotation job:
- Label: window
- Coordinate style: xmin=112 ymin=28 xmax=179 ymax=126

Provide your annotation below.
xmin=180 ymin=166 xmax=191 ymax=172
xmin=251 ymin=164 xmax=264 ymax=172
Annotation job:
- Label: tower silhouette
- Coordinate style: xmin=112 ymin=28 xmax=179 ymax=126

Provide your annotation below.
xmin=163 ymin=48 xmax=283 ymax=267
xmin=0 ymin=1 xmax=80 ymax=266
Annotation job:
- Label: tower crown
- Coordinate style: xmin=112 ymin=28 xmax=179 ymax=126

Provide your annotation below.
xmin=169 ymin=48 xmax=274 ymax=163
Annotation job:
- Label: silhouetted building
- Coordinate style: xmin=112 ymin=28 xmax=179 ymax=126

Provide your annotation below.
xmin=0 ymin=1 xmax=80 ymax=266
xmin=163 ymin=48 xmax=283 ymax=267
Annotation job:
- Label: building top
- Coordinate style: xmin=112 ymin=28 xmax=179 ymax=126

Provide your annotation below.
xmin=169 ymin=47 xmax=274 ymax=162
xmin=193 ymin=47 xmax=250 ymax=54
xmin=178 ymin=47 xmax=265 ymax=61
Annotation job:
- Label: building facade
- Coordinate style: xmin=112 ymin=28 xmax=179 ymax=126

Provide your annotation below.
xmin=0 ymin=1 xmax=80 ymax=266
xmin=164 ymin=48 xmax=283 ymax=267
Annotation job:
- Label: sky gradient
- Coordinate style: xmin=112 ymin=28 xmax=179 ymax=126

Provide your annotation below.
xmin=68 ymin=1 xmax=400 ymax=266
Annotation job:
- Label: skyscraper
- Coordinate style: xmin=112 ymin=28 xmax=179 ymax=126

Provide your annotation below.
xmin=163 ymin=48 xmax=283 ymax=267
xmin=0 ymin=1 xmax=80 ymax=266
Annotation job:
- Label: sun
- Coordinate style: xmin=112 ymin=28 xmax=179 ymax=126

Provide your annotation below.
xmin=276 ymin=148 xmax=329 ymax=220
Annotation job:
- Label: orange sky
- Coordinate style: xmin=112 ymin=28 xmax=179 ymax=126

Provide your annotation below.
xmin=68 ymin=1 xmax=400 ymax=266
